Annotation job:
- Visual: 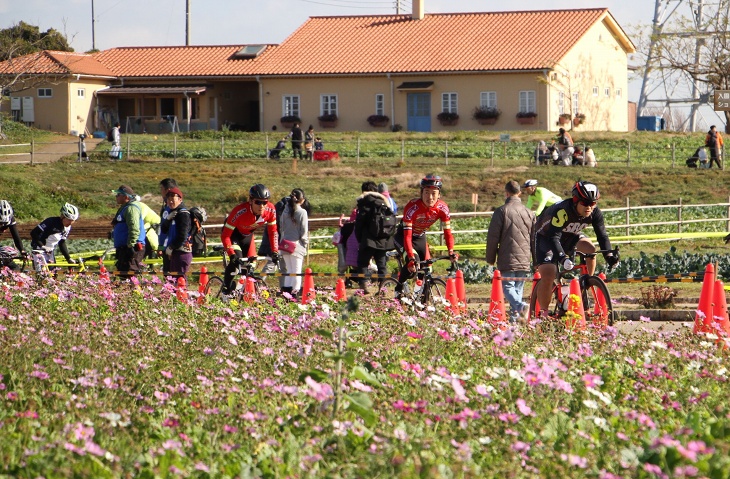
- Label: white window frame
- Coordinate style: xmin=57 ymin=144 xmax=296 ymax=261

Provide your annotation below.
xmin=441 ymin=92 xmax=458 ymax=113
xmin=615 ymin=88 xmax=622 ymax=99
xmin=282 ymin=95 xmax=300 ymax=118
xmin=558 ymin=92 xmax=566 ymax=115
xmin=77 ymin=88 xmax=85 ymax=98
xmin=572 ymin=92 xmax=580 ymax=114
xmin=37 ymin=88 xmax=52 ymax=98
xmin=592 ymin=86 xmax=599 ymax=97
xmin=479 ymin=91 xmax=497 ymax=109
xmin=320 ymin=94 xmax=338 ymax=116
xmin=375 ymin=94 xmax=385 ymax=116
xmin=518 ymin=90 xmax=536 ymax=113
xmin=604 ymin=87 xmax=611 ymax=98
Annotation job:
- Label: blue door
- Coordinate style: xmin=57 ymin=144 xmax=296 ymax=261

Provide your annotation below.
xmin=407 ymin=93 xmax=431 ymax=132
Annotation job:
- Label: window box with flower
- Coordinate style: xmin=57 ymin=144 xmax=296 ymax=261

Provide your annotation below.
xmin=367 ymin=114 xmax=390 ymax=127
xmin=280 ymin=115 xmax=301 ymax=129
xmin=318 ymin=113 xmax=338 ymax=128
xmin=473 ymin=106 xmax=501 ymax=125
xmin=573 ymin=113 xmax=586 ymax=127
xmin=558 ymin=113 xmax=572 ymax=126
xmin=516 ymin=111 xmax=538 ymax=125
xmin=437 ymin=111 xmax=459 ymax=126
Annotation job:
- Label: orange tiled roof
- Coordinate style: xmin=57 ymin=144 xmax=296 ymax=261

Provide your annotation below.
xmin=93 ymin=45 xmax=274 ymax=77
xmin=0 ymin=51 xmax=117 ymax=77
xmin=248 ymin=8 xmax=634 ymax=76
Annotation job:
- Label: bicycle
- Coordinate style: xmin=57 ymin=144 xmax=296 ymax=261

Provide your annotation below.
xmin=377 ymin=254 xmax=458 ymax=307
xmin=204 ymin=248 xmax=273 ymax=300
xmin=528 ymin=248 xmax=619 ymax=328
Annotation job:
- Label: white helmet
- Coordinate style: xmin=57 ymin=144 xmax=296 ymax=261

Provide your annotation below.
xmin=0 ymin=200 xmax=13 ymax=223
xmin=60 ymin=203 xmax=79 ymax=221
xmin=523 ymin=179 xmax=538 ymax=188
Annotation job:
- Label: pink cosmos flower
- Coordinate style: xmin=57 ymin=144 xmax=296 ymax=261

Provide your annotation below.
xmin=160 ymin=371 xmax=173 ymax=379
xmin=516 ymin=398 xmax=533 ymax=416
xmin=582 ymin=373 xmax=603 ymax=388
xmin=304 ymin=376 xmax=333 ymax=402
xmin=437 ymin=330 xmax=452 ymax=341
xmin=30 ymin=370 xmax=49 ymax=380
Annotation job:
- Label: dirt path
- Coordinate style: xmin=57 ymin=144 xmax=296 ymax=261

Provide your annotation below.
xmin=0 ymin=136 xmax=105 ymax=164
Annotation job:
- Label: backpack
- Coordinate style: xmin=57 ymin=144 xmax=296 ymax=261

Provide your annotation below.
xmin=367 ymin=202 xmax=397 ymax=240
xmin=107 ymin=128 xmax=114 ymax=142
xmin=189 ymin=206 xmax=208 ymax=257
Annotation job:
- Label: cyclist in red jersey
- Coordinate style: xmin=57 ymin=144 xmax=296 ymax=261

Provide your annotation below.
xmin=394 ymin=174 xmax=458 ymax=286
xmin=220 ymin=184 xmax=279 ymax=294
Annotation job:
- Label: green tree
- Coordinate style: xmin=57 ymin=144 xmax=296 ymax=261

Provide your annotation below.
xmin=0 ymin=21 xmax=73 ymax=61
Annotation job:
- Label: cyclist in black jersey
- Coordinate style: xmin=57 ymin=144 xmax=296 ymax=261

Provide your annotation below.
xmin=533 ymin=181 xmax=619 ymax=318
xmin=0 ymin=200 xmax=28 ymax=269
xmin=30 ymin=203 xmax=79 ymax=266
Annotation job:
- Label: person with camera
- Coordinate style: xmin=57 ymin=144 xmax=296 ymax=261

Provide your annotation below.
xmin=111 ymin=185 xmax=146 ymax=275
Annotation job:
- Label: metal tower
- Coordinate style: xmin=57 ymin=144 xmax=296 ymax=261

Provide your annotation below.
xmin=637 ymin=0 xmax=729 ymax=131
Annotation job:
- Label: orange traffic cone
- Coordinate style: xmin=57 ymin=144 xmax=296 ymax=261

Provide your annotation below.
xmin=713 ymin=280 xmax=730 ymax=337
xmin=301 ymin=268 xmax=315 ymax=304
xmin=530 ymin=271 xmax=541 ymax=318
xmin=455 ymin=270 xmax=467 ymax=312
xmin=488 ymin=270 xmax=507 ymax=325
xmin=446 ymin=277 xmax=459 ymax=314
xmin=99 ymin=262 xmax=110 ymax=282
xmin=243 ymin=277 xmax=256 ymax=303
xmin=176 ymin=276 xmax=188 ymax=302
xmin=335 ymin=278 xmax=346 ymax=302
xmin=593 ymin=272 xmax=610 ymax=328
xmin=694 ymin=263 xmax=715 ymax=334
xmin=198 ymin=265 xmax=208 ymax=294
xmin=566 ymin=278 xmax=587 ymax=330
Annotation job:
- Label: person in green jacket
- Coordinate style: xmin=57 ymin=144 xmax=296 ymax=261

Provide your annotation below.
xmin=134 ymin=195 xmax=161 ymax=258
xmin=522 ymin=179 xmax=562 ymax=216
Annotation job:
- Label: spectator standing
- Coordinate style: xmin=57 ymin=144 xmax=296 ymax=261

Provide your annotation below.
xmin=278 ymin=189 xmax=309 ymax=297
xmin=159 ymin=187 xmax=193 ymax=278
xmin=290 ymin=123 xmax=304 ymax=160
xmin=486 ymin=181 xmax=535 ymax=323
xmin=706 ymin=125 xmax=724 ymax=169
xmin=378 ymin=182 xmax=398 ymax=214
xmin=354 ymin=186 xmax=395 ymax=294
xmin=30 ymin=203 xmax=79 ymax=267
xmin=109 ymin=121 xmax=122 ymax=160
xmin=111 ymin=185 xmax=146 ymax=274
xmin=305 ymin=125 xmax=315 ymax=161
xmin=522 ymin=179 xmax=562 ymax=216
xmin=584 ymin=146 xmax=597 ymax=168
xmin=158 ymin=178 xmax=178 ymax=273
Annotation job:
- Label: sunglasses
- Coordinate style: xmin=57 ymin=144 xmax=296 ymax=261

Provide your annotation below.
xmin=579 ymin=200 xmax=597 ymax=207
xmin=252 ymin=199 xmax=268 ymax=206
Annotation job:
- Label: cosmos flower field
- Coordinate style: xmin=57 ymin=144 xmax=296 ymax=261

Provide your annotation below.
xmin=1 ymin=270 xmax=729 ymax=478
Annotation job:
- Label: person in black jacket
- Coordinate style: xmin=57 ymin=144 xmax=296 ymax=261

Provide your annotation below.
xmin=289 ymin=123 xmax=304 ymax=160
xmin=354 ymin=182 xmax=395 ymax=294
xmin=159 ymin=187 xmax=193 ymax=278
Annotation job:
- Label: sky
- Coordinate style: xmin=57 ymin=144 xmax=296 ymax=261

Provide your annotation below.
xmin=5 ymin=0 xmax=719 ymax=123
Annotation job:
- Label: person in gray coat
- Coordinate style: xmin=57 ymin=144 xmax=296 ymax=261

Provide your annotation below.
xmin=486 ymin=180 xmax=535 ymax=323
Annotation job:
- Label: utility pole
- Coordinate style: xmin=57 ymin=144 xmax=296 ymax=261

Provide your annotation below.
xmin=186 ymin=0 xmax=191 ymax=46
xmin=91 ymin=0 xmax=96 ymax=50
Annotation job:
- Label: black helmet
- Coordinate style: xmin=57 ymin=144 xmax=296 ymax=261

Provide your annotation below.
xmin=249 ymin=184 xmax=271 ymax=200
xmin=420 ymin=174 xmax=443 ymax=190
xmin=572 ymin=181 xmax=600 ymax=203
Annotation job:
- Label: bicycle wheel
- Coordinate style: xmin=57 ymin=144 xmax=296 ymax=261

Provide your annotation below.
xmin=375 ymin=278 xmax=402 ymax=300
xmin=528 ymin=280 xmax=564 ymax=319
xmin=204 ymin=276 xmax=226 ymax=299
xmin=581 ymin=275 xmax=614 ymax=327
xmin=421 ymin=278 xmax=447 ymax=306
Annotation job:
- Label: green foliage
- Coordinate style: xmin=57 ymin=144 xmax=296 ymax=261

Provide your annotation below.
xmin=607 ymin=245 xmax=730 ymax=280
xmin=0 ymin=21 xmax=73 ymax=61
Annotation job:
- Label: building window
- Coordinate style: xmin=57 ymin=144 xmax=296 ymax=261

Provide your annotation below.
xmin=375 ymin=94 xmax=384 ymax=116
xmin=572 ymin=92 xmax=580 ymax=114
xmin=442 ymin=92 xmax=458 ymax=113
xmin=558 ymin=92 xmax=565 ymax=115
xmin=592 ymin=86 xmax=599 ymax=97
xmin=283 ymin=95 xmax=300 ymax=118
xmin=480 ymin=91 xmax=497 ymax=109
xmin=77 ymin=89 xmax=85 ymax=98
xmin=519 ymin=90 xmax=536 ymax=113
xmin=37 ymin=88 xmax=52 ymax=98
xmin=320 ymin=94 xmax=338 ymax=115
xmin=615 ymin=88 xmax=622 ymax=99
xmin=604 ymin=87 xmax=611 ymax=98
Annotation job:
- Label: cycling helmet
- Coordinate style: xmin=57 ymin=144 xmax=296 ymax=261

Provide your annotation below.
xmin=0 ymin=200 xmax=13 ymax=223
xmin=571 ymin=181 xmax=600 ymax=203
xmin=60 ymin=203 xmax=80 ymax=221
xmin=523 ymin=179 xmax=538 ymax=188
xmin=420 ymin=174 xmax=443 ymax=190
xmin=249 ymin=184 xmax=271 ymax=201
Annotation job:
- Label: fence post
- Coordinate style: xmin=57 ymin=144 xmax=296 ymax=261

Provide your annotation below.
xmin=357 ymin=137 xmax=361 ymax=164
xmin=220 ymin=137 xmax=224 ymax=159
xmin=490 ymin=141 xmax=494 ymax=167
xmin=677 ymin=197 xmax=682 ymax=233
xmin=626 ymin=142 xmax=631 ymax=166
xmin=671 ymin=143 xmax=675 ymax=168
xmin=625 ymin=197 xmax=630 ymax=237
xmin=727 ymin=196 xmax=730 ymax=233
xmin=30 ymin=139 xmax=34 ymax=165
xmin=174 ymin=134 xmax=178 ymax=162
xmin=445 ymin=140 xmax=449 ymax=165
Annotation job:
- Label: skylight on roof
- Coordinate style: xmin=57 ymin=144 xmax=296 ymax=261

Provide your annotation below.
xmin=234 ymin=45 xmax=266 ymax=59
